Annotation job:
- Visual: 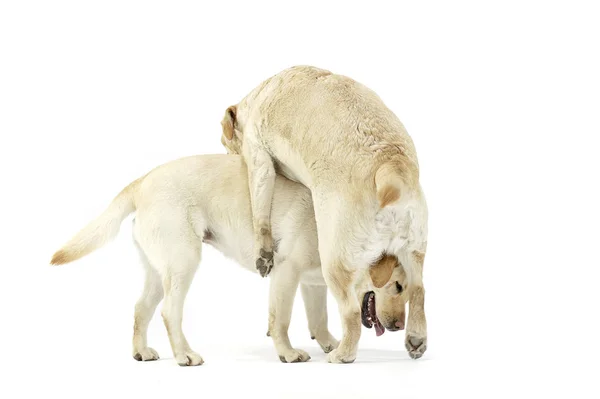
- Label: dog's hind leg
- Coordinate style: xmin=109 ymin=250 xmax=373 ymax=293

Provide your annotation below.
xmin=268 ymin=263 xmax=311 ymax=363
xmin=300 ymin=284 xmax=339 ymax=353
xmin=138 ymin=214 xmax=203 ymax=366
xmin=131 ymin=239 xmax=163 ymax=362
xmin=160 ymin=258 xmax=203 ymax=367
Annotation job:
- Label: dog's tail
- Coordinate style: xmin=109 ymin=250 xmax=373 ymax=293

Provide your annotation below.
xmin=50 ymin=177 xmax=143 ymax=265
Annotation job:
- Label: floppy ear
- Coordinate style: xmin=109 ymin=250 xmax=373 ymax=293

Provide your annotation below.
xmin=375 ymin=163 xmax=403 ymax=208
xmin=369 ymin=255 xmax=396 ymax=288
xmin=221 ymin=105 xmax=237 ymax=140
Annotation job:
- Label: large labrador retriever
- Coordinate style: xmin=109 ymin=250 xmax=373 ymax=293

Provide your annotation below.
xmin=221 ymin=66 xmax=428 ymax=362
xmin=50 ymin=154 xmax=408 ymax=365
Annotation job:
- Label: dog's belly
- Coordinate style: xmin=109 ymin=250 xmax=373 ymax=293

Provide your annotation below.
xmin=202 ymin=232 xmax=257 ymax=274
xmin=205 ymin=234 xmax=326 ymax=286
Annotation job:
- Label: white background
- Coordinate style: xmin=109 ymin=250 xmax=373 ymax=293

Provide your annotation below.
xmin=1 ymin=1 xmax=599 ymax=398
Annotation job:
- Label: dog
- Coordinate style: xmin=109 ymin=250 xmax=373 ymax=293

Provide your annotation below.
xmin=50 ymin=154 xmax=409 ymax=366
xmin=221 ymin=65 xmax=428 ymax=363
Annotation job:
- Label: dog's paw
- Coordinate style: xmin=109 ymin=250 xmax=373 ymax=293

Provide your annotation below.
xmin=313 ymin=332 xmax=340 ymax=354
xmin=326 ymin=348 xmax=356 ymax=364
xmin=278 ymin=349 xmax=311 ymax=363
xmin=405 ymin=334 xmax=427 ymax=359
xmin=255 ymin=248 xmax=274 ymax=277
xmin=133 ymin=347 xmax=160 ymax=362
xmin=175 ymin=351 xmax=204 ymax=367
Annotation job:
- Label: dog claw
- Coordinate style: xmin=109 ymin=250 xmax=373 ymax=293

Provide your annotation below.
xmin=405 ymin=334 xmax=427 ymax=359
xmin=256 ymin=250 xmax=274 ymax=277
xmin=260 ymin=249 xmax=273 ymax=260
xmin=326 ymin=348 xmax=356 ymax=364
xmin=176 ymin=351 xmax=204 ymax=366
xmin=278 ymin=349 xmax=311 ymax=363
xmin=133 ymin=347 xmax=159 ymax=362
xmin=315 ymin=334 xmax=340 ymax=354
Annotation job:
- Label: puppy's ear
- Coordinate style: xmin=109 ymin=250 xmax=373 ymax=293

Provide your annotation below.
xmin=369 ymin=255 xmax=396 ymax=288
xmin=221 ymin=105 xmax=237 ymax=140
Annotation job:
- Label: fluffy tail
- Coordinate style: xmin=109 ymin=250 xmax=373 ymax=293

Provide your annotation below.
xmin=50 ymin=177 xmax=142 ymax=265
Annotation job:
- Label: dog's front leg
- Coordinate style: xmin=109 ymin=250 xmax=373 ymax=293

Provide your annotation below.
xmin=405 ymin=285 xmax=427 ymax=358
xmin=405 ymin=250 xmax=427 ymax=359
xmin=268 ymin=263 xmax=311 ymax=363
xmin=161 ymin=268 xmax=204 ymax=366
xmin=323 ymin=261 xmax=362 ymax=363
xmin=243 ymin=138 xmax=276 ymax=277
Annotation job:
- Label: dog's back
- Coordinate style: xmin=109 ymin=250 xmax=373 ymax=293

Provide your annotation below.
xmin=235 ymin=66 xmax=427 ymax=266
xmin=238 ymin=66 xmax=419 ymax=192
xmin=134 ymin=154 xmax=319 ymax=274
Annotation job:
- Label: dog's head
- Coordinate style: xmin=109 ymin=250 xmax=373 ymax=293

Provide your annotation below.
xmin=359 ymin=254 xmax=408 ymax=336
xmin=220 ymin=105 xmax=243 ymax=155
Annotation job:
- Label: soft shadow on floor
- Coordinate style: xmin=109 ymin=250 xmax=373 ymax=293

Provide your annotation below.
xmin=240 ymin=344 xmax=428 ymax=364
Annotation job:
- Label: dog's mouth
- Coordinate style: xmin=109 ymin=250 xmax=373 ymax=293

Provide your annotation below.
xmin=361 ymin=291 xmax=385 ymax=336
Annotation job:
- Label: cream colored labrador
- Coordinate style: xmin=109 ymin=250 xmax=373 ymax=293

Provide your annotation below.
xmin=50 ymin=154 xmax=408 ymax=366
xmin=221 ymin=65 xmax=428 ymax=363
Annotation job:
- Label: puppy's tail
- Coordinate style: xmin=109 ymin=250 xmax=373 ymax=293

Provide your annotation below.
xmin=50 ymin=177 xmax=143 ymax=265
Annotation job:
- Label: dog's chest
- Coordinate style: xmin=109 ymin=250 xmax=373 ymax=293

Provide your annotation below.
xmin=352 ymin=204 xmax=426 ymax=266
xmin=374 ymin=208 xmax=411 ymax=251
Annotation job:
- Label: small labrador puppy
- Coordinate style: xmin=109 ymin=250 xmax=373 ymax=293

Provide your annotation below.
xmin=50 ymin=154 xmax=408 ymax=366
xmin=221 ymin=66 xmax=429 ymax=363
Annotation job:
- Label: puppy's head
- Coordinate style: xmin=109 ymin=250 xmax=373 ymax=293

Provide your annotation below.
xmin=220 ymin=105 xmax=243 ymax=155
xmin=360 ymin=254 xmax=408 ymax=336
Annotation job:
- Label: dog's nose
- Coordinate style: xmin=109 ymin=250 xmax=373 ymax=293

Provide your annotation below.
xmin=395 ymin=319 xmax=405 ymax=330
xmin=386 ymin=319 xmax=405 ymax=331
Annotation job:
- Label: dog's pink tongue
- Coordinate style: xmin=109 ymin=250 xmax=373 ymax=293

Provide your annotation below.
xmin=375 ymin=319 xmax=385 ymax=336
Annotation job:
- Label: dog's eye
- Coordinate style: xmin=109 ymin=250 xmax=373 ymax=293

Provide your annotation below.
xmin=395 ymin=282 xmax=403 ymax=293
